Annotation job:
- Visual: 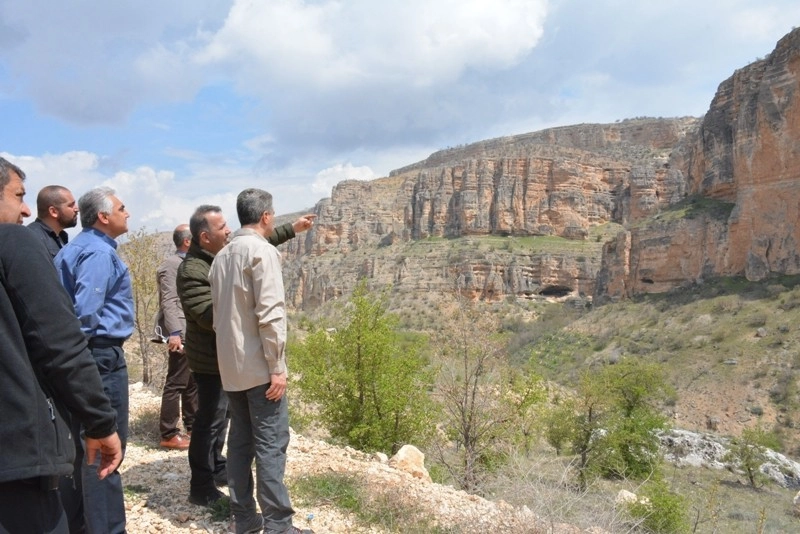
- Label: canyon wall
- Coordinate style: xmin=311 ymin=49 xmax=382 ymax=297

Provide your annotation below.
xmin=278 ymin=28 xmax=800 ymax=309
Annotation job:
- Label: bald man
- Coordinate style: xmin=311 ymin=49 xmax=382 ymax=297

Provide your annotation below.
xmin=156 ymin=224 xmax=198 ymax=450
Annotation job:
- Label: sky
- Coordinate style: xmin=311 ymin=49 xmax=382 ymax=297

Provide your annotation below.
xmin=2 ymin=0 xmax=799 ymax=235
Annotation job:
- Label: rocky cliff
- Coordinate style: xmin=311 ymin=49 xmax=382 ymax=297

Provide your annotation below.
xmin=280 ymin=118 xmax=696 ymax=309
xmin=279 ymin=28 xmax=800 ymax=309
xmin=596 ymin=28 xmax=800 ymax=301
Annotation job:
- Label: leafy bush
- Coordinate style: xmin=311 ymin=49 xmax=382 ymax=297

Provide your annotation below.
xmin=291 ymin=280 xmax=436 ymax=454
xmin=627 ymin=479 xmax=689 ymax=534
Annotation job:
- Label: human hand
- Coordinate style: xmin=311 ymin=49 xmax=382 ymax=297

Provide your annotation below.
xmin=265 ymin=372 xmax=288 ymax=401
xmin=167 ymin=334 xmax=183 ymax=353
xmin=292 ymin=214 xmax=316 ymax=233
xmin=85 ymin=432 xmax=123 ymax=480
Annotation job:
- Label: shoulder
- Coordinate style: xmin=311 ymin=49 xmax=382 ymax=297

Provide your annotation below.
xmin=158 ymin=253 xmax=182 ymax=272
xmin=0 ymin=225 xmax=38 ymax=252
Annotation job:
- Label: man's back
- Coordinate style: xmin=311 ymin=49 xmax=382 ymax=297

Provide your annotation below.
xmin=157 ymin=253 xmax=186 ymax=334
xmin=209 ymin=228 xmax=287 ymax=392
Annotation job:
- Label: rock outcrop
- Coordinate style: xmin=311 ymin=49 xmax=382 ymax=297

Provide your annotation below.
xmin=597 ymin=28 xmax=800 ymax=300
xmin=280 ymin=117 xmax=696 ymax=309
xmin=279 ymin=28 xmax=800 ymax=309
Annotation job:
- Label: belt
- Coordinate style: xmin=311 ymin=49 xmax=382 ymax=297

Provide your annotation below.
xmin=88 ymin=336 xmax=125 ymax=349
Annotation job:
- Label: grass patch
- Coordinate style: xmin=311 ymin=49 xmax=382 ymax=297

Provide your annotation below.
xmin=208 ymin=496 xmax=231 ymax=522
xmin=123 ymin=484 xmax=149 ymax=499
xmin=290 ymin=473 xmax=455 ymax=533
xmin=128 ymin=404 xmax=161 ymax=444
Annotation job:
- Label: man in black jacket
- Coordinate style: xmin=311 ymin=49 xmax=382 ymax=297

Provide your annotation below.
xmin=0 ymin=157 xmax=122 ymax=533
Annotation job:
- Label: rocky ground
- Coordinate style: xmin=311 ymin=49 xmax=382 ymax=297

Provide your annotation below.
xmin=123 ymin=383 xmax=596 ymax=534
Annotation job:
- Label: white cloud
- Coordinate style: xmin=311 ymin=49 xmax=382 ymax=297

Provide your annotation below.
xmin=198 ymin=0 xmax=548 ymax=90
xmin=312 ymin=163 xmax=376 ymax=198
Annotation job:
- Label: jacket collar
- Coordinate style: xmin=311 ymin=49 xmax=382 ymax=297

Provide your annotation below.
xmin=187 ymin=240 xmax=215 ymax=263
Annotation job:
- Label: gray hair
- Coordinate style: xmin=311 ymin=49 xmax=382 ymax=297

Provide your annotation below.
xmin=189 ymin=205 xmax=222 ymax=243
xmin=0 ymin=157 xmax=26 ymax=194
xmin=236 ymin=188 xmax=273 ymax=226
xmin=172 ymin=225 xmax=192 ymax=248
xmin=79 ymin=186 xmax=115 ymax=227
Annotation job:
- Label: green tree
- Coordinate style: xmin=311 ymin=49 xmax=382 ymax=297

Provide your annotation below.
xmin=563 ymin=359 xmax=671 ymax=489
xmin=724 ymin=423 xmax=780 ymax=487
xmin=291 ymin=280 xmax=435 ymax=454
xmin=543 ymin=396 xmax=574 ymax=456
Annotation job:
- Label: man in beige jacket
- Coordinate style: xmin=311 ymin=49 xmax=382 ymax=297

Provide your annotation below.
xmin=209 ymin=188 xmax=312 ymax=534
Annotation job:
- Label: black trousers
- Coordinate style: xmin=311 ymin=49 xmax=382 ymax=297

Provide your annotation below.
xmin=0 ymin=477 xmax=68 ymax=534
xmin=188 ymin=372 xmax=228 ymax=495
xmin=159 ymin=350 xmax=198 ymax=439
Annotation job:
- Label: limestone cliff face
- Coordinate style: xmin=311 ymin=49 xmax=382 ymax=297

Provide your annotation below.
xmin=594 ymin=28 xmax=800 ymax=300
xmin=280 ymin=118 xmax=695 ymax=309
xmin=690 ymin=29 xmax=800 ymax=282
xmin=280 ymin=28 xmax=800 ymax=309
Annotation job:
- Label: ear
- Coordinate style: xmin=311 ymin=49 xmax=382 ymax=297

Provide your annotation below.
xmin=47 ymin=205 xmax=59 ymax=218
xmin=97 ymin=211 xmax=110 ymax=225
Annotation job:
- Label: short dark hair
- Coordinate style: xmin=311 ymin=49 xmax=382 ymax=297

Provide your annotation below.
xmin=189 ymin=205 xmax=222 ymax=243
xmin=36 ymin=185 xmax=71 ymax=218
xmin=236 ymin=188 xmax=273 ymax=226
xmin=0 ymin=157 xmax=26 ymax=195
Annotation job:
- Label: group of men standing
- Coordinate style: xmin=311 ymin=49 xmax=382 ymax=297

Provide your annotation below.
xmin=0 ymin=155 xmax=314 ymax=534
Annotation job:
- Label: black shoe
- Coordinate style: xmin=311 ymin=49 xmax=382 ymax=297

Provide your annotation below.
xmin=214 ymin=470 xmax=228 ymax=487
xmin=232 ymin=514 xmax=264 ymax=534
xmin=188 ymin=488 xmax=225 ymax=506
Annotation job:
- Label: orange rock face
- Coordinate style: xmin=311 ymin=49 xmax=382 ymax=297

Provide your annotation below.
xmin=278 ymin=29 xmax=800 ymax=307
xmin=597 ymin=28 xmax=800 ymax=300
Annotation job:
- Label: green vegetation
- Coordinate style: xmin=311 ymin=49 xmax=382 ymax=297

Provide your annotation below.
xmin=122 ymin=484 xmax=149 ymax=498
xmin=290 ymin=473 xmax=455 ymax=533
xmin=290 ymin=279 xmax=436 ymax=454
xmin=627 ymin=479 xmax=690 ymax=534
xmin=430 ymin=301 xmax=546 ymax=492
xmin=288 ymin=272 xmax=800 ymax=532
xmin=724 ymin=424 xmax=782 ymax=488
xmin=633 ymin=195 xmax=736 ymax=228
xmin=207 ymin=496 xmax=231 ymax=522
xmin=120 ymin=227 xmax=170 ymax=386
xmin=546 ymin=359 xmax=671 ymax=490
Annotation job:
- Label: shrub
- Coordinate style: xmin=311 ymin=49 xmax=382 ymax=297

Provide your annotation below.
xmin=628 ymin=479 xmax=690 ymax=534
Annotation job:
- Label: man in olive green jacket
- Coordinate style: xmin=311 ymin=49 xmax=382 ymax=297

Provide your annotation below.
xmin=176 ymin=204 xmax=314 ymax=506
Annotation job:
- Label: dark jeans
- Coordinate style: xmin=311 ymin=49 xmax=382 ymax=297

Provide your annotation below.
xmin=58 ymin=417 xmax=85 ymax=534
xmin=0 ymin=477 xmax=68 ymax=534
xmin=227 ymin=384 xmax=295 ymax=532
xmin=82 ymin=344 xmax=128 ymax=534
xmin=159 ymin=350 xmax=198 ymax=439
xmin=188 ymin=372 xmax=228 ymax=496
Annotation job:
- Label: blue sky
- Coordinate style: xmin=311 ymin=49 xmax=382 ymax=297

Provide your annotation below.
xmin=2 ymin=0 xmax=799 ymax=233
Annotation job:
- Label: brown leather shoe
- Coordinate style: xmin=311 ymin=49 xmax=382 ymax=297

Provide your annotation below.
xmin=160 ymin=433 xmax=190 ymax=450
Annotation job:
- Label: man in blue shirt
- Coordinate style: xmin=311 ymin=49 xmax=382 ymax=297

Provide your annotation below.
xmin=55 ymin=186 xmax=133 ymax=534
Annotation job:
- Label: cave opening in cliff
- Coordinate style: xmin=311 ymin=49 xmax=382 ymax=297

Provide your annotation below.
xmin=539 ymin=285 xmax=572 ymax=298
